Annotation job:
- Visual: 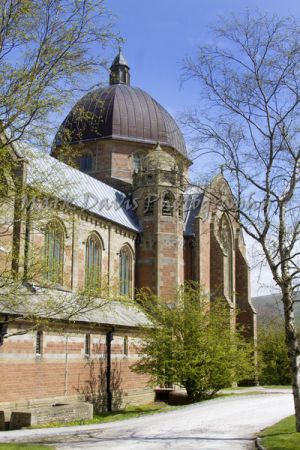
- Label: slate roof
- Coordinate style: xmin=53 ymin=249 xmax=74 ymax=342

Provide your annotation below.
xmin=184 ymin=185 xmax=204 ymax=236
xmin=0 ymin=283 xmax=150 ymax=328
xmin=20 ymin=146 xmax=140 ymax=232
xmin=54 ymin=84 xmax=188 ymax=158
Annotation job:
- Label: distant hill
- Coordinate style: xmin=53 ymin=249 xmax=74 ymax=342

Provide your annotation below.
xmin=251 ymin=293 xmax=300 ymax=329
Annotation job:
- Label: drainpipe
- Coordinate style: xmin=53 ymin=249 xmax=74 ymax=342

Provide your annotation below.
xmin=23 ymin=202 xmax=31 ymax=281
xmin=106 ymin=328 xmax=114 ymax=412
xmin=70 ymin=216 xmax=75 ymax=290
xmin=64 ymin=334 xmax=69 ymax=397
xmin=107 ymin=225 xmax=111 ymax=294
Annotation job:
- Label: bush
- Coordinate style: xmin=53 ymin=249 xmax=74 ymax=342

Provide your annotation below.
xmin=133 ymin=284 xmax=254 ymax=402
xmin=258 ymin=320 xmax=291 ymax=385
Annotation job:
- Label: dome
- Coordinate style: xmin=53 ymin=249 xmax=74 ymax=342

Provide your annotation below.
xmin=53 ymin=51 xmax=187 ymax=158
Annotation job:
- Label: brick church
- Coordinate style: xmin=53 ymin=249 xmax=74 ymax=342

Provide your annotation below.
xmin=0 ymin=50 xmax=256 ymax=422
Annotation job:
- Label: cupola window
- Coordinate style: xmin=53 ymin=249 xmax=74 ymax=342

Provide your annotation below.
xmin=178 ymin=195 xmax=184 ymax=219
xmin=133 ymin=153 xmax=142 ymax=172
xmin=144 ymin=195 xmax=155 ymax=216
xmin=80 ymin=153 xmax=93 ymax=172
xmin=162 ymin=192 xmax=175 ymax=216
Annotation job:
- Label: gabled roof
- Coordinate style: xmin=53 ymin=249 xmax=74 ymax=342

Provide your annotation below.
xmin=184 ymin=185 xmax=204 ymax=236
xmin=18 ymin=145 xmax=140 ymax=232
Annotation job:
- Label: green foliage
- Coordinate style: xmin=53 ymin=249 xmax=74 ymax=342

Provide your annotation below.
xmin=0 ymin=0 xmax=119 ymax=148
xmin=0 ymin=445 xmax=55 ymax=449
xmin=257 ymin=320 xmax=291 ymax=386
xmin=261 ymin=415 xmax=300 ymax=449
xmin=133 ymin=284 xmax=254 ymax=402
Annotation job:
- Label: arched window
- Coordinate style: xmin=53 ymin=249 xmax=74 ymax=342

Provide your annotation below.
xmin=123 ymin=336 xmax=129 ymax=355
xmin=162 ymin=192 xmax=175 ymax=216
xmin=178 ymin=194 xmax=184 ymax=219
xmin=133 ymin=153 xmax=142 ymax=172
xmin=219 ymin=215 xmax=233 ymax=299
xmin=85 ymin=334 xmax=91 ymax=357
xmin=36 ymin=331 xmax=43 ymax=356
xmin=144 ymin=195 xmax=155 ymax=216
xmin=80 ymin=153 xmax=93 ymax=172
xmin=85 ymin=233 xmax=102 ymax=290
xmin=45 ymin=220 xmax=64 ymax=284
xmin=119 ymin=246 xmax=132 ymax=297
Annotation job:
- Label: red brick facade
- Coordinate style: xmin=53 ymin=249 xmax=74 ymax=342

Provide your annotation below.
xmin=0 ymin=57 xmax=256 ymax=414
xmin=0 ymin=325 xmax=152 ymax=408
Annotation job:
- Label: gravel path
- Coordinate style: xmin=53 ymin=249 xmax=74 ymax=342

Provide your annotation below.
xmin=0 ymin=390 xmax=294 ymax=450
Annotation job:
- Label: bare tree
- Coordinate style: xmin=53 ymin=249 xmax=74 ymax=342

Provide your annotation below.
xmin=182 ymin=12 xmax=300 ymax=430
xmin=0 ymin=0 xmax=119 ymax=149
xmin=0 ymin=0 xmax=123 ymax=339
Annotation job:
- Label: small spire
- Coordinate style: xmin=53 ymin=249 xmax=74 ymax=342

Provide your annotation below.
xmin=154 ymin=142 xmax=162 ymax=151
xmin=109 ymin=48 xmax=130 ymax=85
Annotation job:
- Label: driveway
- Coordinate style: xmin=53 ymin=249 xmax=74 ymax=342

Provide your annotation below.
xmin=0 ymin=390 xmax=294 ymax=449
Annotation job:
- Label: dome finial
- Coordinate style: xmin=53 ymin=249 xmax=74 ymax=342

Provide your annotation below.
xmin=109 ymin=48 xmax=130 ymax=85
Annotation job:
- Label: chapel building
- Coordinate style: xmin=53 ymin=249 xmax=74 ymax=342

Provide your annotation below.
xmin=0 ymin=50 xmax=256 ymax=424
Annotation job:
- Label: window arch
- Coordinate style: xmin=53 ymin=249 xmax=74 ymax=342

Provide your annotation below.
xmin=85 ymin=233 xmax=102 ymax=290
xmin=162 ymin=191 xmax=175 ymax=216
xmin=119 ymin=245 xmax=133 ymax=297
xmin=219 ymin=215 xmax=233 ymax=299
xmin=144 ymin=195 xmax=155 ymax=216
xmin=133 ymin=153 xmax=142 ymax=172
xmin=45 ymin=220 xmax=64 ymax=284
xmin=178 ymin=194 xmax=184 ymax=219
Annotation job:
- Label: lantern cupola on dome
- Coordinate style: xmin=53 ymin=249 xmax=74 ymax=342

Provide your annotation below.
xmin=109 ymin=48 xmax=130 ymax=85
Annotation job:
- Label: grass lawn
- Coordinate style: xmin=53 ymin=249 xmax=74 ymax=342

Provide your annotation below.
xmin=217 ymin=391 xmax=268 ymax=398
xmin=29 ymin=402 xmax=178 ymax=429
xmin=0 ymin=445 xmax=55 ymax=449
xmin=260 ymin=415 xmax=300 ymax=449
xmin=261 ymin=385 xmax=291 ymax=389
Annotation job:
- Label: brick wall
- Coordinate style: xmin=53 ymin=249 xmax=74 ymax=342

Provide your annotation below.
xmin=22 ymin=206 xmax=136 ymax=295
xmin=0 ymin=323 xmax=152 ymax=407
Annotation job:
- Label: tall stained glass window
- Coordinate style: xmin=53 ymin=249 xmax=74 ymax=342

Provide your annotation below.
xmin=219 ymin=215 xmax=233 ymax=299
xmin=119 ymin=246 xmax=132 ymax=297
xmin=45 ymin=220 xmax=64 ymax=284
xmin=85 ymin=233 xmax=102 ymax=290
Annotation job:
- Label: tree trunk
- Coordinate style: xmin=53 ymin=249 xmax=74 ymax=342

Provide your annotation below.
xmin=282 ymin=287 xmax=300 ymax=431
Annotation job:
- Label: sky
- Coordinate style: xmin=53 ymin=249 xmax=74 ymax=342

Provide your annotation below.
xmin=108 ymin=0 xmax=300 ymax=116
xmin=104 ymin=0 xmax=300 ymax=297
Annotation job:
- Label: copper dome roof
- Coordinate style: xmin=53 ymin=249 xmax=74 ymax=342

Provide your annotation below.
xmin=54 ymin=83 xmax=187 ymax=157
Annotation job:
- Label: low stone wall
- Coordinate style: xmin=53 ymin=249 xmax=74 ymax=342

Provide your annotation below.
xmin=32 ymin=402 xmax=93 ymax=426
xmin=123 ymin=387 xmax=155 ymax=407
xmin=6 ymin=402 xmax=93 ymax=430
xmin=0 ymin=395 xmax=93 ymax=429
xmin=0 ymin=395 xmax=84 ymax=422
